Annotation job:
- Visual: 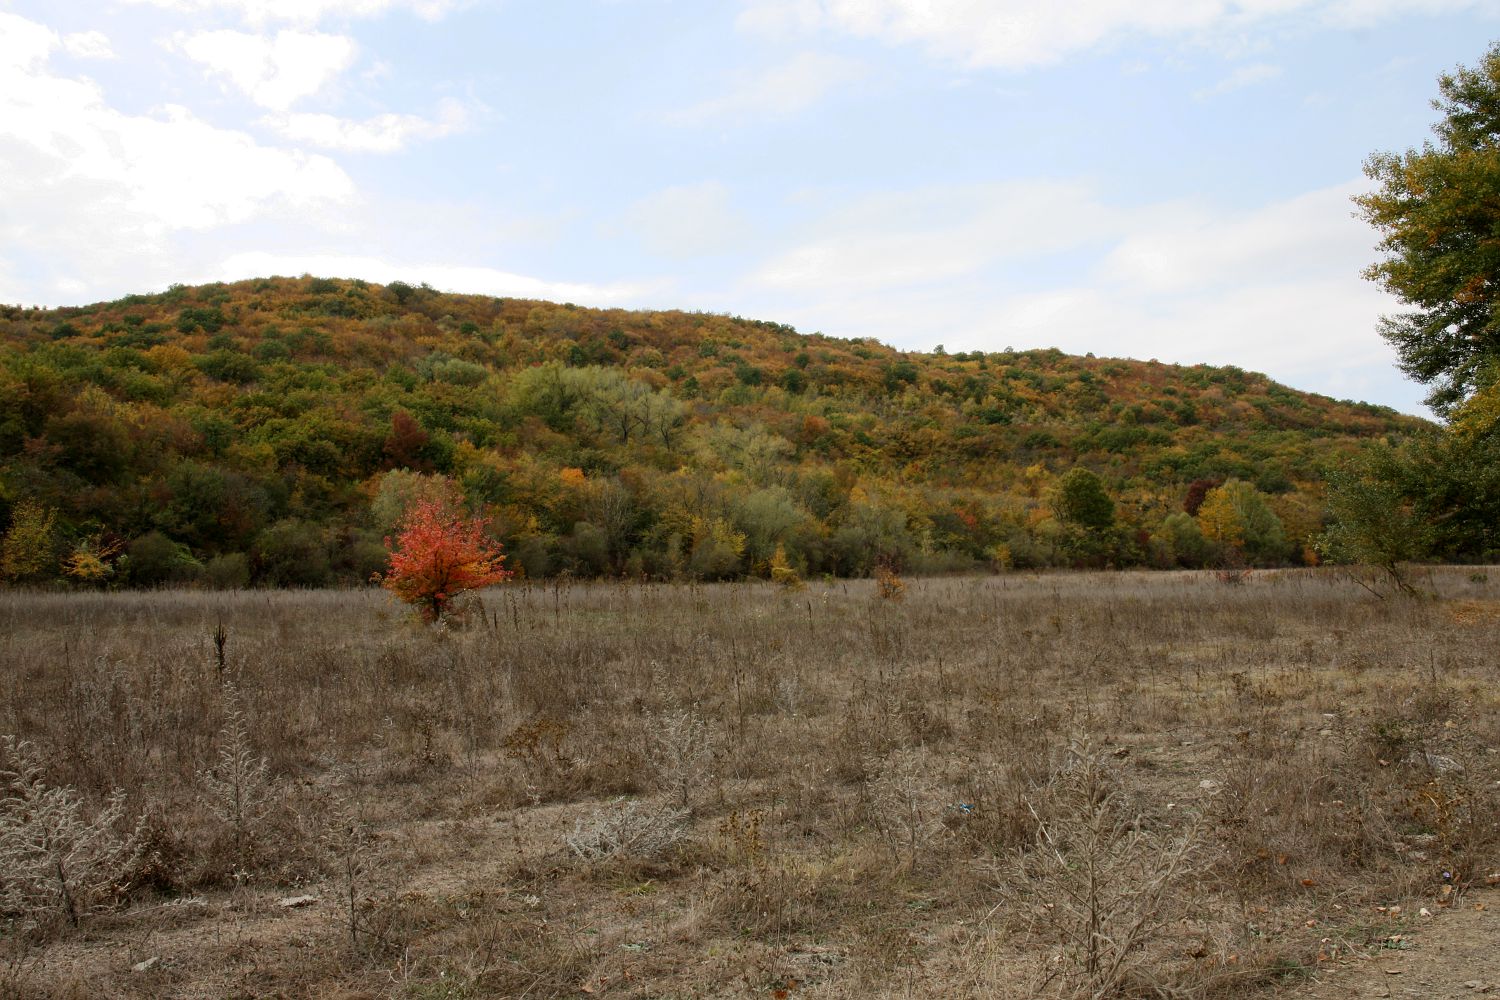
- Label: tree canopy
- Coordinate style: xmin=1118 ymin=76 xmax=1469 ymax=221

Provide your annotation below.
xmin=1356 ymin=42 xmax=1500 ymax=415
xmin=1321 ymin=43 xmax=1500 ymax=579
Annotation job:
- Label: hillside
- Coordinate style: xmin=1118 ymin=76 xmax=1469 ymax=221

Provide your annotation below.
xmin=0 ymin=276 xmax=1427 ymax=586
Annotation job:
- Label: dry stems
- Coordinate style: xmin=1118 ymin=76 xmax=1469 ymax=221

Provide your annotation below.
xmin=0 ymin=569 xmax=1493 ymax=997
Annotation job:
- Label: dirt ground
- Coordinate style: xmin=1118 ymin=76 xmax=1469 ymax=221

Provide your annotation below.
xmin=1293 ymin=899 xmax=1500 ymax=999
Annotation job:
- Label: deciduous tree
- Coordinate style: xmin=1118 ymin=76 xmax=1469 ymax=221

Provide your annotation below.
xmin=1197 ymin=480 xmax=1287 ymax=565
xmin=1 ymin=499 xmax=57 ymax=583
xmin=1356 ymin=42 xmax=1500 ymax=414
xmin=1050 ymin=468 xmax=1114 ymax=531
xmin=382 ymin=498 xmax=511 ymax=621
xmin=1318 ymin=448 xmax=1433 ymax=595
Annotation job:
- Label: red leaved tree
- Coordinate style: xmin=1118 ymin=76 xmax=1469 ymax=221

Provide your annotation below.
xmin=381 ymin=499 xmax=511 ymax=622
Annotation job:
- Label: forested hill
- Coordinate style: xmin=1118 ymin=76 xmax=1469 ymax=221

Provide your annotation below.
xmin=0 ymin=276 xmax=1426 ymax=587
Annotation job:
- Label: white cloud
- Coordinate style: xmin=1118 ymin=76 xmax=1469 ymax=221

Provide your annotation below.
xmin=62 ymin=31 xmax=116 ymax=60
xmin=1320 ymin=0 xmax=1486 ymax=27
xmin=665 ymin=51 xmax=865 ymax=123
xmin=1099 ymin=180 xmax=1368 ymax=294
xmin=966 ymin=276 xmax=1388 ymax=378
xmin=736 ymin=0 xmax=1489 ymax=70
xmin=0 ymin=12 xmax=354 ymax=299
xmin=753 ymin=180 xmax=1125 ymax=291
xmin=121 ymin=0 xmax=458 ymax=26
xmin=173 ymin=29 xmax=357 ymax=109
xmin=617 ymin=182 xmax=752 ymax=258
xmin=0 ymin=10 xmax=56 ymax=69
xmin=1193 ymin=61 xmax=1282 ymax=98
xmin=212 ymin=252 xmax=659 ymax=305
xmin=261 ymin=97 xmax=470 ymax=152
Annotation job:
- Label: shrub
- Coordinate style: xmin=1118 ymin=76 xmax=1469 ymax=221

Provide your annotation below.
xmin=203 ymin=552 xmax=251 ymax=590
xmin=124 ymin=531 xmax=202 ymax=586
xmin=254 ymin=520 xmax=330 ymax=588
xmin=565 ymin=798 xmax=688 ymax=862
xmin=992 ymin=740 xmax=1205 ymax=996
xmin=0 ymin=736 xmax=145 ymax=928
xmin=198 ymin=683 xmax=270 ymax=874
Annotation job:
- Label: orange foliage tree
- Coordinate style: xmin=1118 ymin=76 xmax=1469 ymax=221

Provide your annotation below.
xmin=381 ymin=499 xmax=512 ymax=621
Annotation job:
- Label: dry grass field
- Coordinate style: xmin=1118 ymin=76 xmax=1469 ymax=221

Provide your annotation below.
xmin=1 ymin=569 xmax=1498 ymax=999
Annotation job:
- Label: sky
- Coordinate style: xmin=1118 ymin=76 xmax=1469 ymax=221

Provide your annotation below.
xmin=2 ymin=1 xmax=1496 ymax=417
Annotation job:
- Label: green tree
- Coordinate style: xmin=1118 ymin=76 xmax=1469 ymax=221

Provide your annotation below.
xmin=1318 ymin=448 xmax=1433 ymax=595
xmin=1049 ymin=468 xmax=1114 ymax=531
xmin=1047 ymin=468 xmax=1117 ymax=566
xmin=124 ymin=531 xmax=202 ymax=586
xmin=254 ymin=520 xmax=331 ymax=587
xmin=1355 ymin=43 xmax=1500 ymax=414
xmin=369 ymin=470 xmax=460 ymax=535
xmin=732 ymin=487 xmax=808 ymax=569
xmin=1330 ymin=46 xmax=1500 ymax=570
xmin=1150 ymin=512 xmax=1212 ymax=569
xmin=1326 ymin=429 xmax=1499 ymax=564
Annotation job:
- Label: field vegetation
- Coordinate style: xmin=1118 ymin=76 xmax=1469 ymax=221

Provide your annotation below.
xmin=1 ymin=569 xmax=1497 ymax=998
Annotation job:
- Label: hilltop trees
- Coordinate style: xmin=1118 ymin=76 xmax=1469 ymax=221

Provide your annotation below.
xmin=0 ymin=276 xmax=1419 ymax=588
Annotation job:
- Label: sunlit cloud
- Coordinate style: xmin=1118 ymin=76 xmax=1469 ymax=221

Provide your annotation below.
xmin=172 ymin=29 xmax=357 ymax=109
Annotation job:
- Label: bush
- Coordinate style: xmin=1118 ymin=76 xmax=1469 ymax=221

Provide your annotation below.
xmin=254 ymin=520 xmax=330 ymax=588
xmin=0 ymin=736 xmax=146 ymax=928
xmin=565 ymin=798 xmax=689 ymax=862
xmin=203 ymin=552 xmax=251 ymax=590
xmin=332 ymin=530 xmax=389 ymax=584
xmin=124 ymin=531 xmax=202 ymax=586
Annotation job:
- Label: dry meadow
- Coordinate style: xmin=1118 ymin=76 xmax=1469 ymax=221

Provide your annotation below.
xmin=1 ymin=568 xmax=1498 ymax=998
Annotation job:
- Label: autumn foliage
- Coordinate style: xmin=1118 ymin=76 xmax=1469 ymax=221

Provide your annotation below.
xmin=0 ymin=276 xmax=1429 ymax=587
xmin=381 ymin=499 xmax=511 ymax=621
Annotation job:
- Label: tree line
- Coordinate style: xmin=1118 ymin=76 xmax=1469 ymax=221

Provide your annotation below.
xmin=0 ymin=275 xmax=1418 ymax=588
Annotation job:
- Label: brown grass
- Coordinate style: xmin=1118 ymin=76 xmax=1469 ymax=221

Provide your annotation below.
xmin=0 ymin=567 xmax=1497 ymax=998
